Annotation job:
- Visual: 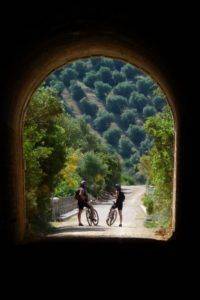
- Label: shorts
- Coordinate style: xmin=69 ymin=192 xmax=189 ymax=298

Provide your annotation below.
xmin=78 ymin=200 xmax=90 ymax=210
xmin=112 ymin=202 xmax=123 ymax=211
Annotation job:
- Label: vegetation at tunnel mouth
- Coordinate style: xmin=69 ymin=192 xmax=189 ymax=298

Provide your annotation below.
xmin=24 ymin=56 xmax=174 ymax=234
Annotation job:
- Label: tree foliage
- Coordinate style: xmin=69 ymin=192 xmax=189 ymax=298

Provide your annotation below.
xmin=127 ymin=124 xmax=146 ymax=146
xmin=106 ymin=95 xmax=127 ymax=114
xmin=69 ymin=82 xmax=85 ymax=101
xmin=71 ymin=61 xmax=87 ymax=80
xmin=129 ymin=91 xmax=147 ymax=113
xmin=136 ymin=77 xmax=155 ymax=96
xmin=94 ymin=81 xmax=112 ymax=101
xmin=120 ymin=109 xmax=137 ymax=129
xmin=112 ymin=70 xmax=126 ymax=85
xmin=118 ymin=136 xmax=134 ymax=158
xmin=103 ymin=127 xmax=122 ymax=147
xmin=79 ymin=97 xmax=98 ymax=117
xmin=139 ymin=107 xmax=174 ymax=228
xmin=121 ymin=63 xmax=139 ymax=80
xmin=24 ymin=87 xmax=67 ymax=224
xmin=93 ymin=110 xmax=114 ymax=132
xmin=59 ymin=68 xmax=78 ymax=87
xmin=97 ymin=67 xmax=114 ymax=85
xmin=143 ymin=105 xmax=157 ymax=118
xmin=113 ymin=82 xmax=136 ymax=98
xmin=83 ymin=71 xmax=98 ymax=88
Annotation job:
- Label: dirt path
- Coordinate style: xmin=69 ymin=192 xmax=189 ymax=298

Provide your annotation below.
xmin=47 ymin=185 xmax=162 ymax=240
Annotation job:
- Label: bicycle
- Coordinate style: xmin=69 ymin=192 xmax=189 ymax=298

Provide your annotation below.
xmin=106 ymin=201 xmax=118 ymax=226
xmin=85 ymin=201 xmax=99 ymax=226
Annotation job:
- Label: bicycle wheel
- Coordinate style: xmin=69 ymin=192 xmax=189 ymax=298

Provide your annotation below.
xmin=92 ymin=209 xmax=99 ymax=226
xmin=86 ymin=209 xmax=92 ymax=226
xmin=109 ymin=210 xmax=117 ymax=225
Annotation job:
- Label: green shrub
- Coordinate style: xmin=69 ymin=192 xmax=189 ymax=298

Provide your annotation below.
xmin=136 ymin=77 xmax=155 ymax=96
xmin=129 ymin=92 xmax=147 ymax=113
xmin=118 ymin=136 xmax=134 ymax=158
xmin=69 ymin=82 xmax=85 ymax=101
xmin=106 ymin=95 xmax=127 ymax=114
xmin=142 ymin=194 xmax=154 ymax=214
xmin=79 ymin=98 xmax=98 ymax=117
xmin=113 ymin=82 xmax=136 ymax=98
xmin=71 ymin=60 xmax=87 ymax=80
xmin=121 ymin=173 xmax=135 ymax=185
xmin=121 ymin=63 xmax=139 ymax=80
xmin=103 ymin=127 xmax=122 ymax=147
xmin=94 ymin=81 xmax=112 ymax=101
xmin=143 ymin=105 xmax=157 ymax=118
xmin=59 ymin=68 xmax=78 ymax=87
xmin=153 ymin=96 xmax=166 ymax=111
xmin=120 ymin=109 xmax=137 ymax=129
xmin=83 ymin=71 xmax=98 ymax=88
xmin=112 ymin=70 xmax=126 ymax=85
xmin=93 ymin=110 xmax=114 ymax=132
xmin=127 ymin=125 xmax=146 ymax=146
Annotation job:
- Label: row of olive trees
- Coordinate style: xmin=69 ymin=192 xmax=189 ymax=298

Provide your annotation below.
xmin=45 ymin=57 xmax=167 ymax=185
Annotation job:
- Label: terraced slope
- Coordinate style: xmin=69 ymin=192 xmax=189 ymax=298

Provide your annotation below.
xmin=45 ymin=56 xmax=167 ymax=183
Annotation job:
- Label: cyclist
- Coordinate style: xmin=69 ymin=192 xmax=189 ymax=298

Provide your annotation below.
xmin=75 ymin=180 xmax=95 ymax=226
xmin=111 ymin=184 xmax=125 ymax=227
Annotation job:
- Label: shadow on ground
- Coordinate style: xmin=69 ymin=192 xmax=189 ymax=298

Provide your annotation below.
xmin=51 ymin=226 xmax=107 ymax=234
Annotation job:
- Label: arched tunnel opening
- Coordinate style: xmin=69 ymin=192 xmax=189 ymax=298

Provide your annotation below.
xmin=23 ymin=55 xmax=177 ymax=241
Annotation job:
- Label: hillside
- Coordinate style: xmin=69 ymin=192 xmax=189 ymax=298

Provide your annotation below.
xmin=45 ymin=56 xmax=167 ymax=183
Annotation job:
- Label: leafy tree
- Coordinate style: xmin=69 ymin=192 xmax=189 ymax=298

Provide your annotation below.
xmin=71 ymin=60 xmax=87 ymax=80
xmin=54 ymin=149 xmax=82 ymax=197
xmin=99 ymin=152 xmax=121 ymax=190
xmin=120 ymin=109 xmax=137 ymax=129
xmin=45 ymin=73 xmax=57 ymax=86
xmin=50 ymin=80 xmax=65 ymax=96
xmin=78 ymin=151 xmax=108 ymax=196
xmin=69 ymin=82 xmax=85 ymax=101
xmin=97 ymin=67 xmax=114 ymax=85
xmin=59 ymin=68 xmax=78 ymax=87
xmin=153 ymin=96 xmax=166 ymax=111
xmin=24 ymin=87 xmax=68 ymax=226
xmin=79 ymin=97 xmax=98 ymax=117
xmin=112 ymin=70 xmax=126 ymax=85
xmin=134 ymin=172 xmax=146 ymax=184
xmin=90 ymin=57 xmax=102 ymax=71
xmin=101 ymin=57 xmax=115 ymax=70
xmin=143 ymin=105 xmax=157 ymax=118
xmin=53 ymin=68 xmax=62 ymax=78
xmin=93 ymin=110 xmax=114 ymax=132
xmin=82 ymin=114 xmax=92 ymax=123
xmin=113 ymin=82 xmax=136 ymax=98
xmin=94 ymin=81 xmax=112 ymax=101
xmin=136 ymin=77 xmax=155 ymax=96
xmin=77 ymin=118 xmax=106 ymax=153
xmin=130 ymin=151 xmax=140 ymax=164
xmin=121 ymin=172 xmax=135 ymax=185
xmin=127 ymin=124 xmax=146 ymax=146
xmin=113 ymin=59 xmax=125 ymax=71
xmin=83 ymin=71 xmax=98 ymax=88
xmin=139 ymin=107 xmax=174 ymax=228
xmin=106 ymin=95 xmax=127 ymax=114
xmin=118 ymin=136 xmax=134 ymax=158
xmin=103 ymin=127 xmax=122 ymax=147
xmin=121 ymin=63 xmax=139 ymax=80
xmin=139 ymin=137 xmax=153 ymax=155
xmin=129 ymin=91 xmax=147 ymax=113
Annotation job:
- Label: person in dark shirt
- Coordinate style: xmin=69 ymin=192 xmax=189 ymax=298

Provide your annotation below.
xmin=76 ymin=180 xmax=95 ymax=226
xmin=111 ymin=184 xmax=125 ymax=227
